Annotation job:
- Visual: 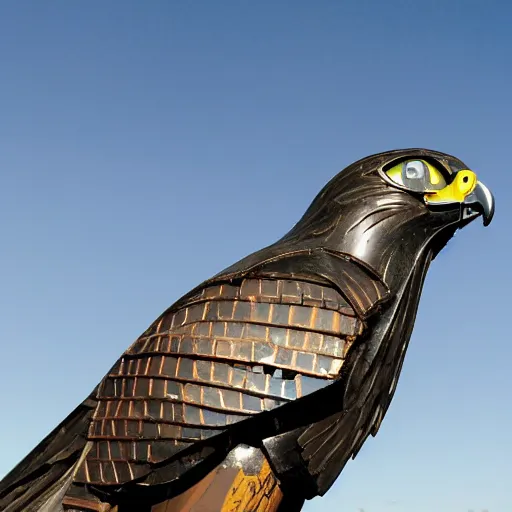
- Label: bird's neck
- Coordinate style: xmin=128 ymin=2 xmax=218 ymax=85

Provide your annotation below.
xmin=323 ymin=208 xmax=456 ymax=292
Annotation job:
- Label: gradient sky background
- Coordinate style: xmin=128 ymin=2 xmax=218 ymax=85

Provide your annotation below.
xmin=0 ymin=2 xmax=510 ymax=511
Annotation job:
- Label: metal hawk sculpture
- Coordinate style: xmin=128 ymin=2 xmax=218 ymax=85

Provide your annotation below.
xmin=0 ymin=149 xmax=494 ymax=512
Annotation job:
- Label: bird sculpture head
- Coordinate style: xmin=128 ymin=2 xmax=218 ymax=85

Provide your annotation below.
xmin=290 ymin=149 xmax=492 ymax=255
xmin=223 ymin=149 xmax=494 ymax=294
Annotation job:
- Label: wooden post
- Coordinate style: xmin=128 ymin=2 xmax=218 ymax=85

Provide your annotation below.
xmin=150 ymin=446 xmax=302 ymax=512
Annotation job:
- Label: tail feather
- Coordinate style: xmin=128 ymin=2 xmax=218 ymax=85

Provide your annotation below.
xmin=0 ymin=394 xmax=96 ymax=512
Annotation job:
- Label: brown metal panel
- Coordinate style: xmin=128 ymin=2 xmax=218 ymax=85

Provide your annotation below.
xmin=78 ymin=276 xmax=358 ymax=486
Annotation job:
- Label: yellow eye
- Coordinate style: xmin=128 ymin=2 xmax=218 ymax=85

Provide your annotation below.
xmin=385 ymin=160 xmax=448 ymax=192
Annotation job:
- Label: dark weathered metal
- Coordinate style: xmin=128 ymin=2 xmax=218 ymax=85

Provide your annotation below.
xmin=75 ymin=274 xmax=374 ymax=488
xmin=0 ymin=149 xmax=494 ymax=511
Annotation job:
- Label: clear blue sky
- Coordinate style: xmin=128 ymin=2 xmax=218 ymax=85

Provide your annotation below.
xmin=0 ymin=2 xmax=510 ymax=511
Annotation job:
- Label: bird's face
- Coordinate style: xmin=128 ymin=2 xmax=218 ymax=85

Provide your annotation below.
xmin=341 ymin=149 xmax=496 ymax=285
xmin=277 ymin=148 xmax=495 ymax=288
xmin=214 ymin=149 xmax=495 ymax=295
xmin=378 ymin=153 xmax=494 ymax=227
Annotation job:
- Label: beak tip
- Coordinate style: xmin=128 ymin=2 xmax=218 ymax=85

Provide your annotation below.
xmin=467 ymin=180 xmax=495 ymax=227
xmin=482 ymin=191 xmax=495 ymax=227
xmin=483 ymin=209 xmax=495 ymax=227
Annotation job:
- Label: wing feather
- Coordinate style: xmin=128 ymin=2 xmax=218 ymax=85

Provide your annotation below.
xmin=297 ymin=249 xmax=433 ymax=494
xmin=74 ymin=276 xmax=360 ymax=487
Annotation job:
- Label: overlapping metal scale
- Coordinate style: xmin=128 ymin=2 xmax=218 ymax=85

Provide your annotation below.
xmin=75 ymin=277 xmax=362 ymax=485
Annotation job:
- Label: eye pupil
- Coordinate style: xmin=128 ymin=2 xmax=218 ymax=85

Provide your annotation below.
xmin=463 ymin=176 xmax=469 ymax=183
xmin=405 ymin=161 xmax=425 ymax=180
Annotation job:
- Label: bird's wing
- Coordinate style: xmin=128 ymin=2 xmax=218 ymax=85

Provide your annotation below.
xmin=0 ymin=248 xmax=390 ymax=508
xmin=295 ymin=248 xmax=433 ymax=495
xmin=0 ymin=393 xmax=97 ymax=512
xmin=73 ymin=265 xmax=379 ymax=491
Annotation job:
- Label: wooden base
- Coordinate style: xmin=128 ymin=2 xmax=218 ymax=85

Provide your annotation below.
xmin=151 ymin=446 xmax=296 ymax=512
xmin=62 ymin=495 xmax=118 ymax=511
xmin=63 ymin=446 xmax=303 ymax=512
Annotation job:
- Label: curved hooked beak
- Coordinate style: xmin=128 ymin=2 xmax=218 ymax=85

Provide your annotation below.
xmin=425 ymin=170 xmax=495 ymax=227
xmin=462 ymin=181 xmax=495 ymax=227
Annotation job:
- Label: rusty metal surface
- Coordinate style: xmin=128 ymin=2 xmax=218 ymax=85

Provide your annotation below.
xmin=76 ymin=277 xmax=364 ymax=486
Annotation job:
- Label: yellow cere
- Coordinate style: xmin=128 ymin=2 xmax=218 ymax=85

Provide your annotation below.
xmin=425 ymin=170 xmax=478 ymax=204
xmin=385 ymin=159 xmax=447 ymax=190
